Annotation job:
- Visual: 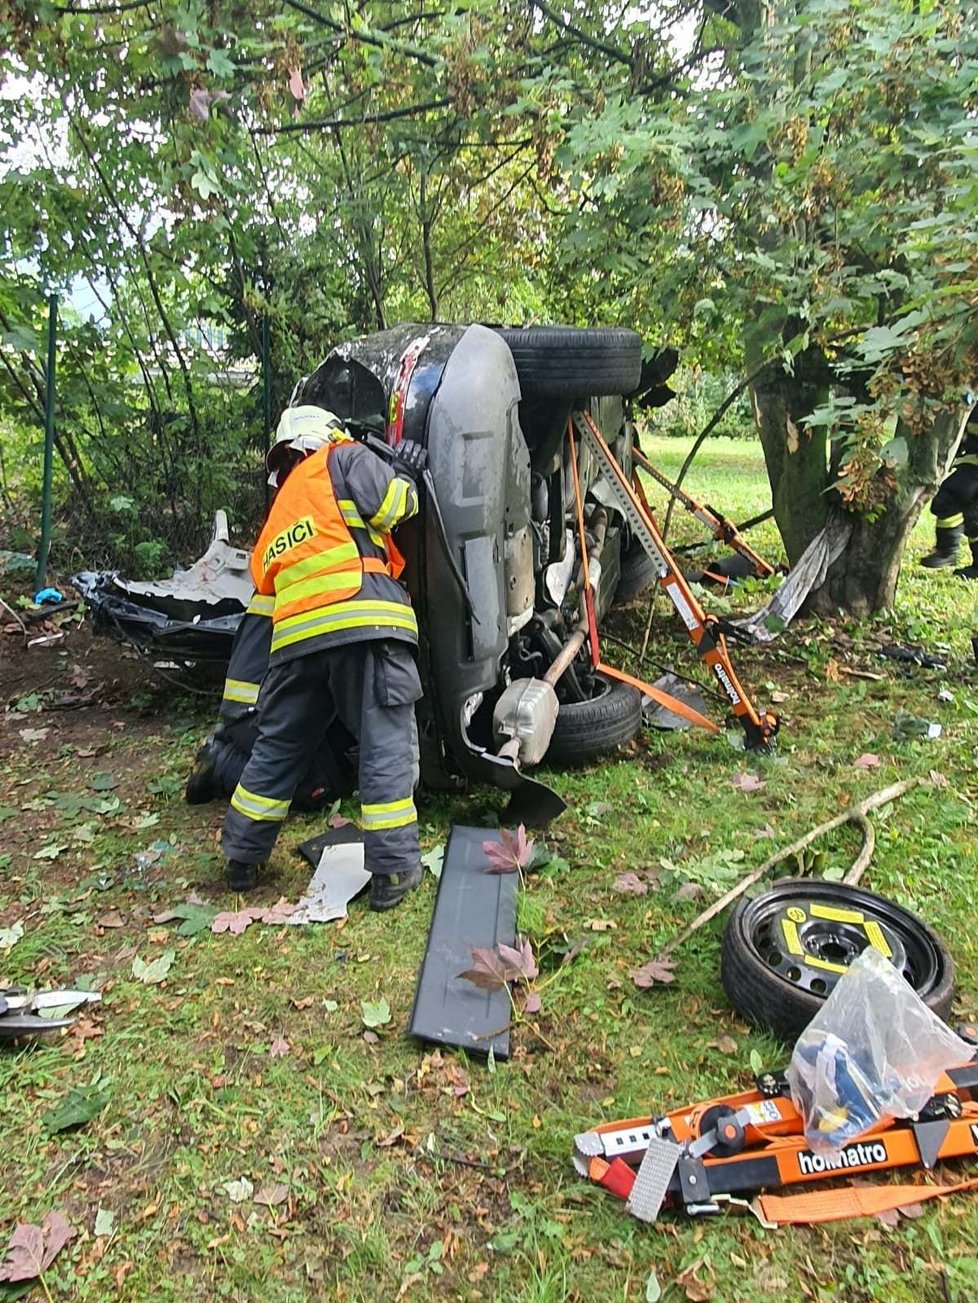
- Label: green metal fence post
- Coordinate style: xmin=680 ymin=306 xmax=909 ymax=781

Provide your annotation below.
xmin=34 ymin=293 xmax=58 ymax=594
xmin=262 ymin=314 xmax=271 ymax=508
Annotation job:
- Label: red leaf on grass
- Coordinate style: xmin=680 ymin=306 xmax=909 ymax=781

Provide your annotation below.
xmin=0 ymin=1212 xmax=74 ymax=1283
xmin=524 ymin=991 xmax=542 ymax=1015
xmin=630 ymin=957 xmax=678 ymax=989
xmin=497 ymin=937 xmax=538 ymax=982
xmin=269 ymin=1037 xmax=290 ymax=1059
xmin=855 ymin=753 xmax=880 ymax=769
xmin=482 ymin=825 xmax=534 ymax=874
xmin=458 ymin=936 xmax=538 ymax=990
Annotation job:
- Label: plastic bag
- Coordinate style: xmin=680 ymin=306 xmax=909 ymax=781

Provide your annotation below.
xmin=787 ymin=947 xmax=969 ymax=1151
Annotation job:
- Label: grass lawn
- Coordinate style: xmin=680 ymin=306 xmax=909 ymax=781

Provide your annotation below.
xmin=2 ymin=434 xmax=978 ymax=1302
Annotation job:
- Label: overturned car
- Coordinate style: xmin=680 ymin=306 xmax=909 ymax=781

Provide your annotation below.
xmin=79 ymin=323 xmax=666 ymax=814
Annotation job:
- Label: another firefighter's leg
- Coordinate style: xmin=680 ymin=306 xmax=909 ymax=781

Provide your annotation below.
xmin=221 ymin=656 xmax=333 ymax=882
xmin=330 ymin=642 xmax=422 ymax=910
xmin=922 ymin=481 xmax=964 ymax=568
xmin=954 ymin=477 xmax=978 ymax=579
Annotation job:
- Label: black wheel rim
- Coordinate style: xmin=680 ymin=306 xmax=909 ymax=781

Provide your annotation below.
xmin=744 ymin=888 xmax=942 ymax=1000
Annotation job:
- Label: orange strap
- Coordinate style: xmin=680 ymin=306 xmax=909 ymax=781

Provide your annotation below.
xmin=362 ymin=557 xmax=389 ymax=575
xmin=757 ymin=1176 xmax=978 ymax=1226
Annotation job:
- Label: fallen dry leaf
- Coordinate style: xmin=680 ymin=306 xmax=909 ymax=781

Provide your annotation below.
xmin=269 ymin=1037 xmax=290 ymax=1059
xmin=855 ymin=753 xmax=880 ymax=769
xmin=586 ymin=919 xmax=617 ymax=932
xmin=676 ymin=1258 xmax=715 ymax=1302
xmin=254 ymin=1183 xmax=289 ymax=1208
xmin=730 ymin=772 xmax=765 ymax=793
xmin=712 ymin=1034 xmax=738 ymax=1055
xmin=630 ymin=957 xmax=678 ymax=989
xmin=825 ymin=658 xmax=841 ymax=683
xmin=97 ymin=911 xmax=125 ymax=929
xmin=612 ymin=872 xmax=648 ymax=896
xmin=0 ymin=1211 xmax=74 ymax=1283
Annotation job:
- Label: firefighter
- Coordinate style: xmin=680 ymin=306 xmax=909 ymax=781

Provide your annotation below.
xmin=221 ymin=404 xmax=425 ymax=910
xmin=920 ymin=405 xmax=978 ymax=577
xmin=184 ymin=590 xmax=354 ymax=809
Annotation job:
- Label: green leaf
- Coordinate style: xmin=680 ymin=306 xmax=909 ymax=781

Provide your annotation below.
xmin=93 ymin=1208 xmax=115 ymax=1237
xmin=91 ymin=772 xmax=118 ymax=791
xmin=0 ymin=921 xmax=25 ymax=950
xmin=132 ymin=949 xmax=176 ymax=984
xmin=34 ymin=842 xmax=68 ymax=861
xmin=0 ymin=805 xmax=19 ymax=822
xmin=646 ymin=1269 xmax=662 ymax=1303
xmin=360 ymin=998 xmax=391 ymax=1029
xmin=41 ymin=1083 xmax=111 ymax=1133
xmin=2 ymin=326 xmax=40 ymax=351
xmin=421 ymin=845 xmax=444 ymax=879
xmin=749 ymin=1048 xmax=764 ymax=1075
xmin=191 ymin=169 xmax=222 ymax=200
xmin=206 ymin=48 xmax=236 ymax=77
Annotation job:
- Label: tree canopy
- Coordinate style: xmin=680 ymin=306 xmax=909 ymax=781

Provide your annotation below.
xmin=1 ymin=0 xmax=975 ymax=604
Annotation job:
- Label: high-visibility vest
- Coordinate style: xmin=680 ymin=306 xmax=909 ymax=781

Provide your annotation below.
xmin=251 ymin=441 xmax=392 ymax=627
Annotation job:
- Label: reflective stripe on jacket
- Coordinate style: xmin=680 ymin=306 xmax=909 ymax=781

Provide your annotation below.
xmin=251 ymin=438 xmax=417 ymax=661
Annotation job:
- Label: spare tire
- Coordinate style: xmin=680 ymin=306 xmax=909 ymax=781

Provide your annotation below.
xmin=493 ymin=326 xmax=643 ymax=399
xmin=545 ymin=675 xmax=642 ymax=766
xmin=721 ymin=879 xmax=955 ymax=1043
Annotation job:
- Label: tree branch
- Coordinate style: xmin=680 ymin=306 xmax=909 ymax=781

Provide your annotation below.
xmin=529 ymin=0 xmax=632 ymax=66
xmin=255 ymin=97 xmax=452 ymax=136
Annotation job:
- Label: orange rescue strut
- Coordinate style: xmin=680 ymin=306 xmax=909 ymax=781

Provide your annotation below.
xmin=567 ymin=414 xmax=778 ymax=750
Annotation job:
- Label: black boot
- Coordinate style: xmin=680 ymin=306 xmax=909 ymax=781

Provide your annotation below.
xmin=226 ymin=859 xmax=263 ymax=892
xmin=369 ymin=864 xmax=423 ymax=912
xmin=954 ymin=540 xmax=978 ymax=580
xmin=920 ymin=525 xmax=963 ymax=569
xmin=185 ymin=739 xmax=221 ymax=804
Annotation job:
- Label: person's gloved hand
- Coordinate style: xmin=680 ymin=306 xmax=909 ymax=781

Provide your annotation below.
xmin=391 ymin=441 xmax=428 ymax=482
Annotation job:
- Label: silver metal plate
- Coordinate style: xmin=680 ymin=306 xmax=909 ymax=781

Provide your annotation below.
xmin=625 ymin=1136 xmax=680 ymax=1223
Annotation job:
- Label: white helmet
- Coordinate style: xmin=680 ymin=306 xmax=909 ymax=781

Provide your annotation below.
xmin=266 ymin=405 xmax=346 ymax=486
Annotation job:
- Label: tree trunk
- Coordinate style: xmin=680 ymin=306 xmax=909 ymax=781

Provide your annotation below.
xmin=806 ymin=409 xmax=966 ymax=615
xmin=747 ymin=335 xmax=830 ymax=565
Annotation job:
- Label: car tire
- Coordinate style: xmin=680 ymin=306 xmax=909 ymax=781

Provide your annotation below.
xmin=615 ymin=538 xmax=658 ymax=602
xmin=493 ymin=326 xmax=643 ymax=399
xmin=721 ymin=879 xmax=955 ymax=1043
xmin=545 ymin=675 xmax=643 ymax=765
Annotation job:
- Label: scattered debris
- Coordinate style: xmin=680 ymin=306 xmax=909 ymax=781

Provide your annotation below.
xmin=0 ymin=987 xmax=102 ymax=1038
xmin=287 ymin=825 xmax=372 ymax=923
xmin=879 ymin=643 xmax=947 ymax=670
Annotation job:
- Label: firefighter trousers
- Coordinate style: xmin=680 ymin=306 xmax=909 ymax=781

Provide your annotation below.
xmin=221 ymin=640 xmax=421 ymax=877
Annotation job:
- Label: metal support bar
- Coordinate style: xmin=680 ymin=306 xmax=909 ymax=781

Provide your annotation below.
xmin=35 ymin=293 xmax=58 ymax=593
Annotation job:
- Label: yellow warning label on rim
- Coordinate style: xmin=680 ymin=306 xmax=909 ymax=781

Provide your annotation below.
xmin=810 ymin=904 xmax=865 ymax=925
xmin=863 ymin=920 xmax=892 ymax=958
xmin=786 ymin=906 xmax=806 ymax=923
xmin=804 ymin=955 xmax=849 ymax=974
xmin=780 ymin=919 xmax=804 ymax=956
